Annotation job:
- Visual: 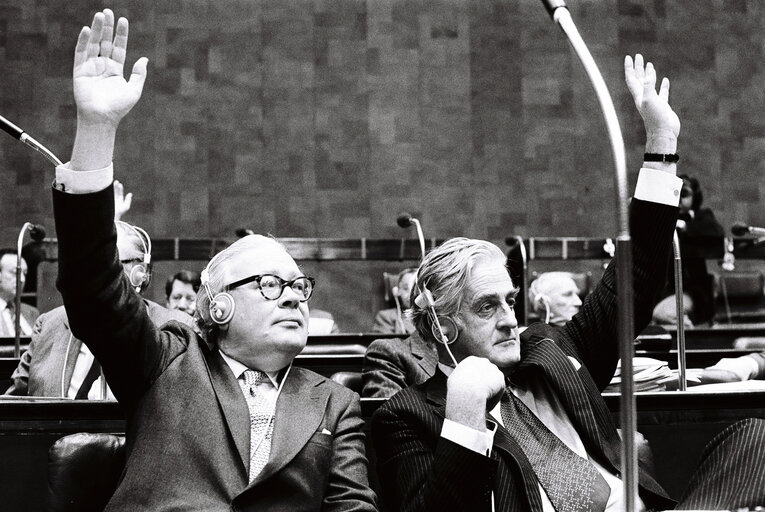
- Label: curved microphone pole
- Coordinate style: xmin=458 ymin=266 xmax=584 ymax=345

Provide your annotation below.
xmin=0 ymin=114 xmax=63 ymax=167
xmin=14 ymin=223 xmax=32 ymax=358
xmin=541 ymin=2 xmax=636 ymax=509
xmin=672 ymin=231 xmax=687 ymax=391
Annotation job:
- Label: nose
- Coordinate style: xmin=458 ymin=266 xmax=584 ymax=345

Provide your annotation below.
xmin=277 ymin=284 xmax=301 ymax=308
xmin=573 ymin=294 xmax=582 ymax=306
xmin=496 ymin=302 xmax=518 ymax=332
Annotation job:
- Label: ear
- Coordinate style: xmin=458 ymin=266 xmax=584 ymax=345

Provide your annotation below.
xmin=209 ymin=292 xmax=236 ymax=325
xmin=435 ymin=316 xmax=459 ymax=344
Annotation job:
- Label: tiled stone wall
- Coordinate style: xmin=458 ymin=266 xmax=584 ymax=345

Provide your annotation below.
xmin=1 ymin=0 xmax=762 ymax=328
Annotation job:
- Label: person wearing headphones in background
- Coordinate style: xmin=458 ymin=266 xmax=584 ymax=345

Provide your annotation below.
xmin=0 ymin=248 xmax=39 ymax=337
xmin=363 ymin=267 xmax=438 ymax=398
xmin=371 ymin=56 xmax=765 ymax=511
xmin=165 ymin=269 xmax=201 ymax=316
xmin=40 ymin=10 xmax=377 ymax=510
xmin=527 ymin=271 xmax=583 ymax=327
xmin=5 ymin=220 xmax=192 ymax=399
xmin=372 ymin=267 xmax=417 ymax=334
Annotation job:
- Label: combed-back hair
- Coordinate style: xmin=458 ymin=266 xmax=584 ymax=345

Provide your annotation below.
xmin=409 ymin=237 xmax=507 ymax=342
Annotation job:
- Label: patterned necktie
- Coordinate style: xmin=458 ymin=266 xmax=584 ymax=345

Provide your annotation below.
xmin=239 ymin=369 xmax=274 ymax=482
xmin=500 ymin=389 xmax=610 ymax=512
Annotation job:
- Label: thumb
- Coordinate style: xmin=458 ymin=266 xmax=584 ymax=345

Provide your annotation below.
xmin=127 ymin=57 xmax=149 ymax=96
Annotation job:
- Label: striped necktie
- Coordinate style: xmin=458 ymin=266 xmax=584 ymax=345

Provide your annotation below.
xmin=239 ymin=369 xmax=274 ymax=482
xmin=500 ymin=389 xmax=610 ymax=512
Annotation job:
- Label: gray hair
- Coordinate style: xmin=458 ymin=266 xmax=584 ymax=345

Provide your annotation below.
xmin=409 ymin=237 xmax=507 ymax=342
xmin=527 ymin=271 xmax=577 ymax=314
xmin=195 ymin=234 xmax=287 ymax=341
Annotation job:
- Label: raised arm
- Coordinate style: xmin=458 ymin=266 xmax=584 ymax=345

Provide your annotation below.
xmin=552 ymin=54 xmax=681 ymax=388
xmin=70 ymin=9 xmax=147 ymax=171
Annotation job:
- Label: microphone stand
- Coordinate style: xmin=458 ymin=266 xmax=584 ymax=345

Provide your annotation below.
xmin=543 ymin=3 xmax=636 ymax=509
xmin=14 ymin=222 xmax=32 ymax=358
xmin=0 ymin=114 xmax=62 ymax=167
xmin=673 ymin=231 xmax=687 ymax=391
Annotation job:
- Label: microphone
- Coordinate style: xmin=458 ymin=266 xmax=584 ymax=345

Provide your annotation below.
xmin=732 ymin=222 xmax=765 ymax=237
xmin=0 ymin=114 xmax=63 ymax=167
xmin=397 ymin=212 xmax=426 ymax=261
xmin=539 ymin=0 xmax=567 ymax=17
xmin=235 ymin=228 xmax=255 ymax=238
xmin=28 ymin=224 xmax=46 ymax=241
xmin=396 ymin=213 xmax=413 ymax=229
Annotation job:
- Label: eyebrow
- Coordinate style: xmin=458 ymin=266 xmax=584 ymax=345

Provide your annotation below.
xmin=472 ymin=286 xmax=520 ymax=304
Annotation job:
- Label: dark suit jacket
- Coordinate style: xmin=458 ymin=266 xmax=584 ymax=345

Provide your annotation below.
xmin=0 ymin=301 xmax=39 ymax=337
xmin=371 ymin=197 xmax=679 ymax=512
xmin=362 ymin=333 xmax=437 ymax=398
xmin=53 ymin=185 xmax=377 ymax=511
xmin=5 ymin=301 xmax=191 ymax=397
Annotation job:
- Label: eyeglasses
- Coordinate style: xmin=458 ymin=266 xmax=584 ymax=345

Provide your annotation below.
xmin=225 ymin=274 xmax=315 ymax=302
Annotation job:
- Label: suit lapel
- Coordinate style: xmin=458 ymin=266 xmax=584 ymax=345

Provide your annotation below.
xmin=411 ymin=335 xmax=438 ymax=379
xmin=61 ymin=319 xmax=82 ymax=396
xmin=250 ymin=366 xmax=328 ymax=487
xmin=512 ymin=338 xmax=612 ymax=466
xmin=203 ymin=347 xmax=251 ymax=476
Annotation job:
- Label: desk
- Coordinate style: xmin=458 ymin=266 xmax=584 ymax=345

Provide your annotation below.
xmin=1 ymin=391 xmax=764 ymax=509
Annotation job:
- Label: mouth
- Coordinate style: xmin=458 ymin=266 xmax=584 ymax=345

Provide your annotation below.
xmin=275 ymin=318 xmax=304 ymax=328
xmin=495 ymin=338 xmax=517 ymax=346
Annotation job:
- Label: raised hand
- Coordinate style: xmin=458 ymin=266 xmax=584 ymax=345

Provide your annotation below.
xmin=73 ymin=9 xmax=148 ymax=127
xmin=113 ymin=180 xmax=133 ymax=221
xmin=624 ymin=54 xmax=680 ymax=143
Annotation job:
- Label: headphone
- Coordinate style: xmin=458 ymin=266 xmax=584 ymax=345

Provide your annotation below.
xmin=116 ymin=221 xmax=152 ymax=293
xmin=200 ymin=267 xmax=236 ymax=325
xmin=413 ymin=283 xmax=459 ymax=367
xmin=533 ymin=293 xmax=552 ymax=324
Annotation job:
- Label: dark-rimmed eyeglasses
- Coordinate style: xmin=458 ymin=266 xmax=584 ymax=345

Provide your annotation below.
xmin=225 ymin=274 xmax=315 ymax=302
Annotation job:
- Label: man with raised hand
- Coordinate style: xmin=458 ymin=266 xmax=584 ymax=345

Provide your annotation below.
xmin=50 ymin=10 xmax=376 ymax=511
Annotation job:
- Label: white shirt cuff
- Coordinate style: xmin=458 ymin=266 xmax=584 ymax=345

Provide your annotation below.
xmin=54 ymin=162 xmax=113 ymax=194
xmin=633 ymin=167 xmax=682 ymax=206
xmin=441 ymin=418 xmax=495 ymax=456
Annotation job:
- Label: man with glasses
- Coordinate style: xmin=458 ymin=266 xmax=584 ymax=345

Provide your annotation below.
xmin=46 ymin=10 xmax=376 ymax=510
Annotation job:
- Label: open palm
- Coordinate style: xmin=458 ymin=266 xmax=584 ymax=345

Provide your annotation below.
xmin=624 ymin=54 xmax=680 ymax=138
xmin=73 ymin=10 xmax=147 ymax=126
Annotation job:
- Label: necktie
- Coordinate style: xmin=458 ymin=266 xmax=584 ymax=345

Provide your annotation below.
xmin=239 ymin=369 xmax=274 ymax=482
xmin=75 ymin=360 xmax=102 ymax=399
xmin=500 ymin=389 xmax=610 ymax=512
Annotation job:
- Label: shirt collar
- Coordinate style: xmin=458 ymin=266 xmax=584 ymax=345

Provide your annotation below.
xmin=218 ymin=349 xmax=280 ymax=387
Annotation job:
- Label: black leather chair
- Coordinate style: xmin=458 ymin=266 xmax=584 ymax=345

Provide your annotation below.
xmin=331 ymin=371 xmax=362 ymax=393
xmin=47 ymin=433 xmax=125 ymax=512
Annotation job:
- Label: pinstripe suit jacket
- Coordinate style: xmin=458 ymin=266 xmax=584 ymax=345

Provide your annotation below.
xmin=371 ymin=197 xmax=679 ymax=512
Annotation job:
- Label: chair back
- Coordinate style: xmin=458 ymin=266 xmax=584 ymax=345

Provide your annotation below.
xmin=46 ymin=432 xmax=125 ymax=512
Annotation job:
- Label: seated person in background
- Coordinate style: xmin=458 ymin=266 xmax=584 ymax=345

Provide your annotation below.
xmin=165 ymin=269 xmax=201 ymax=316
xmin=527 ymin=271 xmax=582 ymax=327
xmin=42 ymin=10 xmax=376 ymax=509
xmin=0 ymin=248 xmax=39 ymax=337
xmin=372 ymin=267 xmax=417 ymax=334
xmin=652 ymin=173 xmax=724 ymax=327
xmin=364 ymin=270 xmax=437 ymax=398
xmin=6 ymin=221 xmax=191 ymax=398
xmin=371 ymin=55 xmax=765 ymax=511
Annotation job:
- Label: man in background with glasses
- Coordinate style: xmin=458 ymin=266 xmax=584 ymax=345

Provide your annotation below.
xmin=46 ymin=10 xmax=376 ymax=511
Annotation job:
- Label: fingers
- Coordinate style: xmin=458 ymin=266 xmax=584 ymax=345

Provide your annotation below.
xmin=124 ymin=192 xmax=133 ymax=210
xmin=114 ymin=179 xmax=124 ymax=198
xmin=127 ymin=57 xmax=149 ymax=97
xmin=659 ymin=77 xmax=670 ymax=102
xmin=86 ymin=12 xmax=104 ymax=61
xmin=99 ymin=9 xmax=115 ymax=59
xmin=643 ymin=62 xmax=656 ymax=100
xmin=111 ymin=16 xmax=129 ymax=65
xmin=73 ymin=26 xmax=90 ymax=69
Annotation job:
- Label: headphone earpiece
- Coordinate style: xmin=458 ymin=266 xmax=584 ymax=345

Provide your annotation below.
xmin=433 ymin=316 xmax=458 ymax=345
xmin=129 ymin=264 xmax=149 ymax=290
xmin=209 ymin=292 xmax=235 ymax=325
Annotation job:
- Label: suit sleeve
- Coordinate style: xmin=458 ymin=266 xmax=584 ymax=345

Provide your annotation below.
xmin=52 ymin=185 xmax=186 ymax=408
xmin=322 ymin=391 xmax=378 ymax=511
xmin=553 ymin=198 xmax=678 ymax=389
xmin=4 ymin=314 xmax=43 ymax=395
xmin=362 ymin=339 xmax=409 ymax=398
xmin=372 ymin=393 xmax=496 ymax=512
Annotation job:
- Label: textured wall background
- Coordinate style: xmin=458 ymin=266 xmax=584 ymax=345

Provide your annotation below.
xmin=0 ymin=0 xmax=762 ymax=328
